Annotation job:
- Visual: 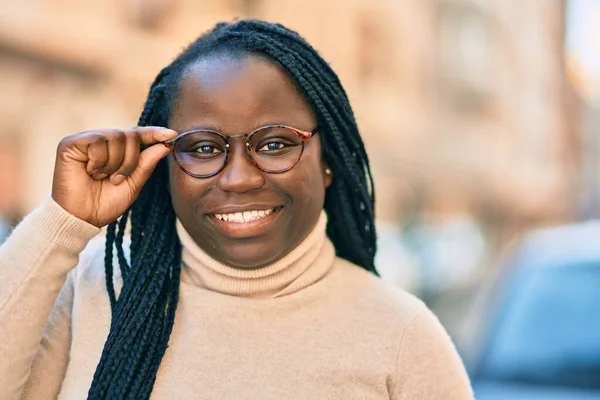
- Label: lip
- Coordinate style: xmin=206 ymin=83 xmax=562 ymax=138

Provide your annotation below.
xmin=207 ymin=203 xmax=283 ymax=215
xmin=207 ymin=206 xmax=284 ymax=238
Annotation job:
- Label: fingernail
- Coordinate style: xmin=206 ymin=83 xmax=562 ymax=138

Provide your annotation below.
xmin=111 ymin=174 xmax=126 ymax=185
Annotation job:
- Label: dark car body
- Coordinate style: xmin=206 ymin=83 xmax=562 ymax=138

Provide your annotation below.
xmin=467 ymin=221 xmax=600 ymax=399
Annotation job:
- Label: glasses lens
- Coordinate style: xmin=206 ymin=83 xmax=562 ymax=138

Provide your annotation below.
xmin=174 ymin=131 xmax=227 ymax=177
xmin=250 ymin=126 xmax=304 ymax=172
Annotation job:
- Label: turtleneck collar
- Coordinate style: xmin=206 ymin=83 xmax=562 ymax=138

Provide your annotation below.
xmin=176 ymin=211 xmax=336 ymax=299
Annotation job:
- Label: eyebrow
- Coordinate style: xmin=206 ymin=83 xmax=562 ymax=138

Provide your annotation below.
xmin=176 ymin=121 xmax=304 ymax=136
xmin=176 ymin=125 xmax=221 ymax=135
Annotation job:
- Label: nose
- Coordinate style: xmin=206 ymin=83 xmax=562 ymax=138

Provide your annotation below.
xmin=216 ymin=139 xmax=265 ymax=193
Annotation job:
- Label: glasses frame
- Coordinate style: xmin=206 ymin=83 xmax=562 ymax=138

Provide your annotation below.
xmin=162 ymin=124 xmax=318 ymax=178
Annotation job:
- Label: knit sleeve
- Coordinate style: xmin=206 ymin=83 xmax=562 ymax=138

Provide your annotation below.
xmin=0 ymin=196 xmax=100 ymax=400
xmin=390 ymin=307 xmax=474 ymax=400
xmin=21 ymin=270 xmax=75 ymax=399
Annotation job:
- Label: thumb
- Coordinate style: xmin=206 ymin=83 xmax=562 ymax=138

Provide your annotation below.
xmin=128 ymin=143 xmax=171 ymax=191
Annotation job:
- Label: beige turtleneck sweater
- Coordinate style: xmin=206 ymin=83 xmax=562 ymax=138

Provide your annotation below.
xmin=0 ymin=197 xmax=473 ymax=399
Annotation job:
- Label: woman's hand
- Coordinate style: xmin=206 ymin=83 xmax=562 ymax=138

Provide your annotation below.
xmin=51 ymin=127 xmax=177 ymax=228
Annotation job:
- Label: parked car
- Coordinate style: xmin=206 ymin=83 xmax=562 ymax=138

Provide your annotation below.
xmin=466 ymin=221 xmax=600 ymax=400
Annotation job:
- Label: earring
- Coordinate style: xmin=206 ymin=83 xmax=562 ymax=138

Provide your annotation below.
xmin=325 ymin=168 xmax=331 ymax=175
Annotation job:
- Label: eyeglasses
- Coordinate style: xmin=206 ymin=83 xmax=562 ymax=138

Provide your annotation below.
xmin=162 ymin=124 xmax=318 ymax=178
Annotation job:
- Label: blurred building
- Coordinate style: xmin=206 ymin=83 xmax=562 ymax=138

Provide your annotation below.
xmin=355 ymin=0 xmax=578 ymax=229
xmin=0 ymin=0 xmax=578 ymax=244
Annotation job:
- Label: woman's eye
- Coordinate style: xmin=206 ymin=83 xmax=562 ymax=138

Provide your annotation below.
xmin=195 ymin=145 xmax=222 ymax=155
xmin=258 ymin=142 xmax=286 ymax=152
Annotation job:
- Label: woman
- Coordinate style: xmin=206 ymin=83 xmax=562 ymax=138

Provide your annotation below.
xmin=0 ymin=20 xmax=473 ymax=399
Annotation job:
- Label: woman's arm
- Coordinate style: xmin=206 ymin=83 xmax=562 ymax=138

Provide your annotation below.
xmin=0 ymin=197 xmax=99 ymax=400
xmin=21 ymin=270 xmax=75 ymax=399
xmin=391 ymin=307 xmax=474 ymax=400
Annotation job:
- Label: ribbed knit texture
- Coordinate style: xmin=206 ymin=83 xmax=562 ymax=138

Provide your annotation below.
xmin=0 ymin=198 xmax=474 ymax=399
xmin=177 ymin=211 xmax=334 ymax=298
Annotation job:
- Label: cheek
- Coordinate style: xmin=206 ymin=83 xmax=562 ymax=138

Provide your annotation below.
xmin=168 ymin=161 xmax=203 ymax=215
xmin=287 ymin=149 xmax=326 ymax=210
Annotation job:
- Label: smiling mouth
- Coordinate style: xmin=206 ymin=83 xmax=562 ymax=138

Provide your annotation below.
xmin=207 ymin=206 xmax=283 ymax=238
xmin=211 ymin=207 xmax=283 ymax=224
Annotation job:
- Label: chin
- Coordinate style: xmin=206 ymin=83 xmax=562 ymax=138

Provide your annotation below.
xmin=217 ymin=241 xmax=284 ymax=270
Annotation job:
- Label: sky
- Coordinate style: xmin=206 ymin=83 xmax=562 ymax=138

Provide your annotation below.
xmin=566 ymin=0 xmax=600 ymax=102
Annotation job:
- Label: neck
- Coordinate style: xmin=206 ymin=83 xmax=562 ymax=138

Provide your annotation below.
xmin=176 ymin=211 xmax=336 ymax=298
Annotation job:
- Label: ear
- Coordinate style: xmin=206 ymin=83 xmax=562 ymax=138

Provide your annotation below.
xmin=321 ymin=160 xmax=333 ymax=188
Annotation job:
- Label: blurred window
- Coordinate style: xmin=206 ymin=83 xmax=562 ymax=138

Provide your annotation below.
xmin=439 ymin=3 xmax=494 ymax=99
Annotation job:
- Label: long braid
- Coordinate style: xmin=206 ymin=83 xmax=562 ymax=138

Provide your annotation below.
xmin=114 ymin=208 xmax=130 ymax=280
xmin=90 ymin=71 xmax=182 ymax=398
xmin=103 ymin=222 xmax=118 ymax=311
xmin=90 ymin=19 xmax=377 ymax=399
xmin=91 ymin=170 xmax=177 ymax=397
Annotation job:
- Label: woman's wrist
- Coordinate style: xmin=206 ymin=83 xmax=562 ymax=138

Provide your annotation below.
xmin=32 ymin=195 xmax=101 ymax=252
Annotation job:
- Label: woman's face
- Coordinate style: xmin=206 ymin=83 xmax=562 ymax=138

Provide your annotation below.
xmin=168 ymin=53 xmax=331 ymax=269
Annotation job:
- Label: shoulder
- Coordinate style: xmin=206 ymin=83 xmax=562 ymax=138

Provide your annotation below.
xmin=328 ymin=259 xmax=472 ymax=398
xmin=392 ymin=297 xmax=473 ymax=398
xmin=327 ymin=257 xmax=428 ymax=331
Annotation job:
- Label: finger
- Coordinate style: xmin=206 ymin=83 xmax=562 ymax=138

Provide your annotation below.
xmin=131 ymin=126 xmax=178 ymax=146
xmin=86 ymin=134 xmax=109 ymax=175
xmin=127 ymin=143 xmax=171 ymax=192
xmin=98 ymin=131 xmax=126 ymax=176
xmin=110 ymin=131 xmax=140 ymax=185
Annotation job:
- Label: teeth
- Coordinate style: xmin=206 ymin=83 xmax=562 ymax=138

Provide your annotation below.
xmin=214 ymin=208 xmax=276 ymax=223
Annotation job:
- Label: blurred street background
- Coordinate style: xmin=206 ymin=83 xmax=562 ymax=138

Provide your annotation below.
xmin=0 ymin=0 xmax=599 ymax=398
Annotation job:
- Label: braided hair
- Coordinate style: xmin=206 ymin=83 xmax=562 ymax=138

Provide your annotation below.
xmin=88 ymin=20 xmax=377 ymax=399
